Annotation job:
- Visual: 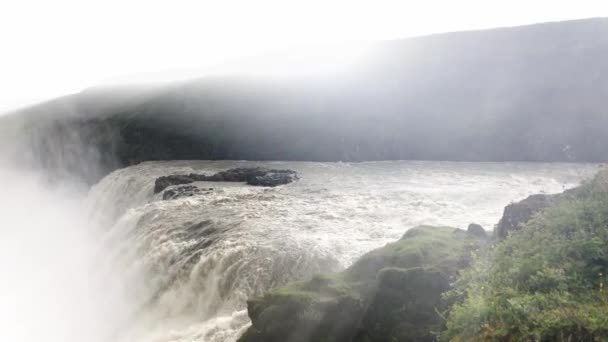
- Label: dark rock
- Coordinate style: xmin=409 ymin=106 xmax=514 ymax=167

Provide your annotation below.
xmin=186 ymin=220 xmax=219 ymax=237
xmin=246 ymin=170 xmax=299 ymax=187
xmin=213 ymin=167 xmax=268 ymax=182
xmin=162 ymin=185 xmax=212 ymax=200
xmin=357 ymin=267 xmax=450 ymax=342
xmin=154 ymin=174 xmax=198 ymax=193
xmin=238 ymin=226 xmax=488 ymax=342
xmin=495 ymin=194 xmax=559 ymax=240
xmin=154 ymin=167 xmax=299 ymax=193
xmin=494 ymin=170 xmax=608 ymax=240
xmin=467 ymin=223 xmax=487 ymax=238
xmin=210 ymin=167 xmax=298 ymax=185
xmin=243 ymin=283 xmax=364 ymax=342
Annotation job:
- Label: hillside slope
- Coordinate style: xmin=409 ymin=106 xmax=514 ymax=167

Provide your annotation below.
xmin=3 ymin=18 xmax=608 ymax=183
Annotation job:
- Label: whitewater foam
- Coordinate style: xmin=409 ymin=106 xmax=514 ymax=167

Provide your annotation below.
xmin=81 ymin=160 xmax=599 ymax=341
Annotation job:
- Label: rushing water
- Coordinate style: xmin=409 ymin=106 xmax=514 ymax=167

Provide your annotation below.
xmin=80 ymin=160 xmax=599 ymax=342
xmin=0 ymin=160 xmax=600 ymax=342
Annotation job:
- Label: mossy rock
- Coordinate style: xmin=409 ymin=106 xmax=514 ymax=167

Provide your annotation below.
xmin=239 ymin=226 xmax=487 ymax=342
xmin=355 ymin=267 xmax=450 ymax=342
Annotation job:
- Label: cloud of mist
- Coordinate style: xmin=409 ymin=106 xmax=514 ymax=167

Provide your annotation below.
xmin=0 ymin=155 xmax=129 ymax=341
xmin=2 ymin=0 xmax=607 ymax=112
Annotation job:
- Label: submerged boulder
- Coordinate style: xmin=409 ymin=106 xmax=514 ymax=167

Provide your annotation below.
xmin=154 ymin=167 xmax=299 ymax=193
xmin=209 ymin=167 xmax=298 ymax=186
xmin=206 ymin=167 xmax=268 ymax=182
xmin=238 ymin=226 xmax=487 ymax=342
xmin=162 ymin=185 xmax=213 ymax=200
xmin=246 ymin=170 xmax=299 ymax=187
xmin=154 ymin=174 xmax=205 ymax=193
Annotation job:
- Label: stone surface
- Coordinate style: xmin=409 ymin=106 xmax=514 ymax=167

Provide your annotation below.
xmin=154 ymin=168 xmax=299 ymax=193
xmin=467 ymin=223 xmax=487 ymax=238
xmin=162 ymin=185 xmax=212 ymax=200
xmin=495 ymin=194 xmax=559 ymax=240
xmin=238 ymin=226 xmax=487 ymax=342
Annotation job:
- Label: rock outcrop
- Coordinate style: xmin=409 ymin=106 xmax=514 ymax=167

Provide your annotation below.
xmin=154 ymin=174 xmax=206 ymax=194
xmin=466 ymin=223 xmax=487 ymax=238
xmin=154 ymin=167 xmax=298 ymax=193
xmin=495 ymin=169 xmax=608 ymax=240
xmin=161 ymin=185 xmax=213 ymax=200
xmin=238 ymin=226 xmax=487 ymax=342
xmin=494 ymin=194 xmax=560 ymax=240
xmin=246 ymin=171 xmax=299 ymax=187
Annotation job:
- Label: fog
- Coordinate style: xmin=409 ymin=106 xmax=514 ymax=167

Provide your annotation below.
xmin=2 ymin=5 xmax=608 ymax=341
xmin=0 ymin=134 xmax=131 ymax=341
xmin=9 ymin=18 xmax=607 ymax=186
xmin=2 ymin=0 xmax=607 ymax=113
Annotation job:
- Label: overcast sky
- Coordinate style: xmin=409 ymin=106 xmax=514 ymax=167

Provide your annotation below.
xmin=1 ymin=0 xmax=607 ymax=113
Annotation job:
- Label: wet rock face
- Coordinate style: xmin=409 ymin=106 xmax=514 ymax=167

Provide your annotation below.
xmin=162 ymin=185 xmax=213 ymax=200
xmin=153 ymin=167 xmax=299 ymax=193
xmin=246 ymin=170 xmax=299 ymax=187
xmin=495 ymin=194 xmax=559 ymax=240
xmin=207 ymin=167 xmax=270 ymax=182
xmin=154 ymin=174 xmax=202 ymax=194
xmin=467 ymin=223 xmax=487 ymax=238
xmin=358 ymin=267 xmax=450 ymax=342
xmin=239 ymin=226 xmax=487 ymax=342
xmin=494 ymin=171 xmax=608 ymax=240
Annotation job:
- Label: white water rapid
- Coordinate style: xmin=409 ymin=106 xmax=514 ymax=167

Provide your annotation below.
xmin=0 ymin=160 xmax=601 ymax=342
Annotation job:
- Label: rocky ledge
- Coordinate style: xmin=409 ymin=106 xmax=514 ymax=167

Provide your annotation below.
xmin=154 ymin=167 xmax=299 ymax=193
xmin=162 ymin=185 xmax=214 ymax=200
xmin=238 ymin=225 xmax=486 ymax=342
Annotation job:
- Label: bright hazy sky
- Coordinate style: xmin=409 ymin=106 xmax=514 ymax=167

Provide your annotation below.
xmin=1 ymin=0 xmax=607 ymax=113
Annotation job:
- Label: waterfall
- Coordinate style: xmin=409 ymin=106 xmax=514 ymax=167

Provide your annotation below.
xmin=85 ymin=161 xmax=341 ymax=341
xmin=0 ymin=157 xmax=598 ymax=342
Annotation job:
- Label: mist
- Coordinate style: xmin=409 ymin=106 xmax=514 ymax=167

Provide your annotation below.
xmin=2 ymin=12 xmax=608 ymax=342
xmin=0 ymin=167 xmax=121 ymax=341
xmin=0 ymin=119 xmax=135 ymax=342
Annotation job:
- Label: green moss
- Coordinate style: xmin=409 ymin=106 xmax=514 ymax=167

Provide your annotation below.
xmin=239 ymin=225 xmax=487 ymax=342
xmin=348 ymin=226 xmax=480 ymax=281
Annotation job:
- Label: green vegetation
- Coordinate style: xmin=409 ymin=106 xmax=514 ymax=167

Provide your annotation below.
xmin=239 ymin=226 xmax=486 ymax=342
xmin=443 ymin=170 xmax=608 ymax=341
